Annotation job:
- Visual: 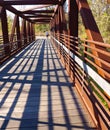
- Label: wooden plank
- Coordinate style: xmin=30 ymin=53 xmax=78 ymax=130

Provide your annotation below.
xmin=0 ymin=39 xmax=96 ymax=129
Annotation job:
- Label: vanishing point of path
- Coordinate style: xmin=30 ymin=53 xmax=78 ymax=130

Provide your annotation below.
xmin=0 ymin=39 xmax=96 ymax=130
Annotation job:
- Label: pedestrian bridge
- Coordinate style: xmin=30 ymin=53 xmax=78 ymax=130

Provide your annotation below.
xmin=0 ymin=0 xmax=110 ymax=130
xmin=0 ymin=39 xmax=96 ymax=130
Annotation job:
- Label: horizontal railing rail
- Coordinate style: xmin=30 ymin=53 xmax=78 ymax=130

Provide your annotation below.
xmin=51 ymin=32 xmax=110 ymax=130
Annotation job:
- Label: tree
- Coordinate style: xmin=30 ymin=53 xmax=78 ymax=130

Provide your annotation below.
xmin=35 ymin=24 xmax=49 ymax=35
xmin=79 ymin=0 xmax=110 ymax=43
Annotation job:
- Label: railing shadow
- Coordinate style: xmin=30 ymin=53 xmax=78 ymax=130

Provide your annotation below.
xmin=0 ymin=39 xmax=96 ymax=129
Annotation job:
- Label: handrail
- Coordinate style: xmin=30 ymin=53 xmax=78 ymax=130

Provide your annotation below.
xmin=50 ymin=32 xmax=110 ymax=130
xmin=0 ymin=34 xmax=35 ymax=64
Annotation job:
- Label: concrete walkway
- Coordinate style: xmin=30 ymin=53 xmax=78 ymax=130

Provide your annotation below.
xmin=0 ymin=39 xmax=96 ymax=130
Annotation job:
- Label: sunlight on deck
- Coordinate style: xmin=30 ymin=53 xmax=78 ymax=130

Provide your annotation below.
xmin=0 ymin=39 xmax=96 ymax=130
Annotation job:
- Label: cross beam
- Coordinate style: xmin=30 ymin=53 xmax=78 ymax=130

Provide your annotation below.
xmin=0 ymin=0 xmax=59 ymax=5
xmin=25 ymin=14 xmax=52 ymax=18
xmin=22 ymin=10 xmax=54 ymax=14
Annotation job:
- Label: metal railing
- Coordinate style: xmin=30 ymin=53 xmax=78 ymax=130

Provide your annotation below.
xmin=51 ymin=32 xmax=110 ymax=130
xmin=0 ymin=34 xmax=35 ymax=64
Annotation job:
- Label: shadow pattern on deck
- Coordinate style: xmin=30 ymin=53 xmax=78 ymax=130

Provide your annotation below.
xmin=0 ymin=39 xmax=96 ymax=130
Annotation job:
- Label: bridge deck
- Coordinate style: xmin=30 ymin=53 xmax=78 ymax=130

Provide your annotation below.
xmin=0 ymin=39 xmax=96 ymax=130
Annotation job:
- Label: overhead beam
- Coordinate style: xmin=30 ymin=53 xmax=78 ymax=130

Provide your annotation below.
xmin=60 ymin=0 xmax=66 ymax=5
xmin=30 ymin=17 xmax=51 ymax=20
xmin=68 ymin=0 xmax=78 ymax=37
xmin=22 ymin=10 xmax=54 ymax=14
xmin=52 ymin=0 xmax=66 ymax=18
xmin=32 ymin=19 xmax=50 ymax=22
xmin=5 ymin=5 xmax=33 ymax=22
xmin=22 ymin=5 xmax=53 ymax=12
xmin=0 ymin=0 xmax=59 ymax=5
xmin=35 ymin=22 xmax=49 ymax=24
xmin=25 ymin=14 xmax=52 ymax=18
xmin=32 ymin=19 xmax=51 ymax=21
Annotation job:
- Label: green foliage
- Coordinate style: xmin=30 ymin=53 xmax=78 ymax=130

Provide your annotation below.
xmin=89 ymin=77 xmax=109 ymax=110
xmin=79 ymin=0 xmax=110 ymax=43
xmin=35 ymin=24 xmax=49 ymax=35
xmin=0 ymin=14 xmax=50 ymax=36
xmin=78 ymin=15 xmax=87 ymax=39
xmin=7 ymin=15 xmax=13 ymax=34
xmin=90 ymin=0 xmax=110 ymax=43
xmin=0 ymin=15 xmax=13 ymax=35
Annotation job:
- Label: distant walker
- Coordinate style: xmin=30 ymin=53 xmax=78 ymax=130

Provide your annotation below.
xmin=45 ymin=31 xmax=49 ymax=38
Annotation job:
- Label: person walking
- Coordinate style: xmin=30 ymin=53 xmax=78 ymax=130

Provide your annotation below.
xmin=45 ymin=31 xmax=49 ymax=38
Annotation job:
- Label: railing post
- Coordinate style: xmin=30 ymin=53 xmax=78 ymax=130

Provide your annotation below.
xmin=21 ymin=19 xmax=24 ymax=46
xmin=58 ymin=6 xmax=62 ymax=58
xmin=21 ymin=19 xmax=27 ymax=46
xmin=55 ymin=11 xmax=61 ymax=57
xmin=81 ymin=41 xmax=88 ymax=96
xmin=10 ymin=15 xmax=17 ymax=50
xmin=0 ymin=6 xmax=10 ymax=55
xmin=24 ymin=20 xmax=27 ymax=45
xmin=27 ymin=22 xmax=31 ymax=42
xmin=31 ymin=23 xmax=35 ymax=41
xmin=16 ymin=16 xmax=21 ymax=49
xmin=30 ymin=23 xmax=32 ymax=42
xmin=50 ymin=18 xmax=56 ymax=46
xmin=26 ymin=22 xmax=29 ymax=43
xmin=10 ymin=15 xmax=17 ymax=44
xmin=59 ymin=5 xmax=68 ymax=66
xmin=29 ymin=22 xmax=32 ymax=42
xmin=68 ymin=0 xmax=78 ymax=82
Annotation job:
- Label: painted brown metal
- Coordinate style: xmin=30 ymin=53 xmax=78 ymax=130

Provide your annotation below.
xmin=76 ymin=0 xmax=110 ymax=79
xmin=52 ymin=32 xmax=110 ymax=130
xmin=1 ymin=6 xmax=10 ymax=55
xmin=54 ymin=14 xmax=57 ymax=33
xmin=33 ymin=24 xmax=35 ymax=40
xmin=68 ymin=0 xmax=78 ymax=38
xmin=0 ymin=1 xmax=109 ymax=130
xmin=22 ymin=10 xmax=54 ymax=14
xmin=5 ymin=5 xmax=33 ymax=23
xmin=27 ymin=22 xmax=30 ymax=42
xmin=59 ymin=5 xmax=67 ymax=33
xmin=59 ymin=5 xmax=69 ymax=68
xmin=25 ymin=15 xmax=52 ymax=18
xmin=24 ymin=20 xmax=27 ymax=45
xmin=32 ymin=20 xmax=50 ymax=23
xmin=58 ymin=7 xmax=63 ymax=33
xmin=68 ymin=0 xmax=78 ymax=82
xmin=29 ymin=23 xmax=34 ymax=41
xmin=57 ymin=7 xmax=62 ymax=58
xmin=21 ymin=19 xmax=26 ymax=45
xmin=22 ymin=5 xmax=53 ymax=12
xmin=29 ymin=23 xmax=33 ymax=41
xmin=30 ymin=18 xmax=51 ymax=20
xmin=16 ymin=16 xmax=21 ymax=49
xmin=0 ymin=0 xmax=59 ymax=5
xmin=10 ymin=15 xmax=21 ymax=49
xmin=10 ymin=15 xmax=17 ymax=43
xmin=107 ymin=0 xmax=110 ymax=3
